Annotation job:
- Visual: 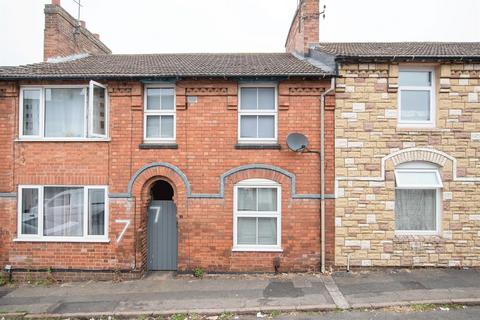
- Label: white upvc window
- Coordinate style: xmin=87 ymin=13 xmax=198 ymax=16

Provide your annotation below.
xmin=394 ymin=162 xmax=442 ymax=235
xmin=398 ymin=68 xmax=435 ymax=128
xmin=17 ymin=185 xmax=109 ymax=242
xmin=238 ymin=83 xmax=277 ymax=143
xmin=144 ymin=85 xmax=176 ymax=142
xmin=233 ymin=179 xmax=282 ymax=251
xmin=19 ymin=81 xmax=108 ymax=140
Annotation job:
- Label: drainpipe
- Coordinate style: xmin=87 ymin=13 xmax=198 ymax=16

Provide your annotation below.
xmin=320 ymin=77 xmax=335 ymax=273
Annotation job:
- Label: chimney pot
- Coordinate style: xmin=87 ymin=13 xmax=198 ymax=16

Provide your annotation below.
xmin=79 ymin=20 xmax=86 ymax=28
xmin=52 ymin=0 xmax=61 ymax=5
xmin=93 ymin=33 xmax=100 ymax=40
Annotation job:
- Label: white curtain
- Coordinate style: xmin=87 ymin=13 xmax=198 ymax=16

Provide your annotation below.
xmin=257 ymin=88 xmax=275 ymax=110
xmin=237 ymin=217 xmax=256 ymax=244
xmin=88 ymin=189 xmax=105 ymax=236
xmin=258 ymin=188 xmax=277 ymax=211
xmin=44 ymin=187 xmax=84 ymax=236
xmin=258 ymin=218 xmax=277 ymax=245
xmin=45 ymin=88 xmax=85 ymax=137
xmin=395 ymin=189 xmax=436 ymax=231
xmin=92 ymin=85 xmax=106 ymax=136
xmin=22 ymin=90 xmax=40 ymax=135
xmin=258 ymin=116 xmax=274 ymax=138
xmin=21 ymin=188 xmax=38 ymax=235
xmin=146 ymin=115 xmax=161 ymax=137
xmin=238 ymin=188 xmax=256 ymax=211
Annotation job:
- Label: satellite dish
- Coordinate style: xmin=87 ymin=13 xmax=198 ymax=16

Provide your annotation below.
xmin=286 ymin=133 xmax=309 ymax=152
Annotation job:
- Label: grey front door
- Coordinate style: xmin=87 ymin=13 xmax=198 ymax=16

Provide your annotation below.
xmin=147 ymin=200 xmax=178 ymax=271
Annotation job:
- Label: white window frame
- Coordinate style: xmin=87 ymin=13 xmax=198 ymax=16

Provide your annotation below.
xmin=237 ymin=83 xmax=278 ymax=144
xmin=397 ymin=67 xmax=436 ymax=128
xmin=88 ymin=80 xmax=108 ymax=138
xmin=16 ymin=185 xmax=109 ymax=242
xmin=19 ymin=82 xmax=109 ymax=141
xmin=394 ymin=162 xmax=442 ymax=236
xmin=233 ymin=178 xmax=282 ymax=252
xmin=143 ymin=84 xmax=176 ymax=143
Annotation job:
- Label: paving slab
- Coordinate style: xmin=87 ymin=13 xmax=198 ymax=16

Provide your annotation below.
xmin=0 ymin=269 xmax=479 ymax=316
xmin=0 ymin=274 xmax=334 ymax=315
xmin=333 ymin=268 xmax=480 ymax=307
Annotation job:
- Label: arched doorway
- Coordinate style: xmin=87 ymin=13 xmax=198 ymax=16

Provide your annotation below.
xmin=147 ymin=180 xmax=178 ymax=271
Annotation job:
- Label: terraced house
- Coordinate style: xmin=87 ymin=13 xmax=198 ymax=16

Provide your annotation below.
xmin=0 ymin=0 xmax=336 ymax=280
xmin=317 ymin=43 xmax=480 ymax=268
xmin=1 ymin=0 xmax=479 ymax=281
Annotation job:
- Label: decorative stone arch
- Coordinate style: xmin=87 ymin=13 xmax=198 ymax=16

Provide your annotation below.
xmin=386 ymin=148 xmax=452 ymax=167
xmin=212 ymin=164 xmax=320 ymax=200
xmin=380 ymin=147 xmax=472 ymax=182
xmin=224 ymin=167 xmax=294 ymax=200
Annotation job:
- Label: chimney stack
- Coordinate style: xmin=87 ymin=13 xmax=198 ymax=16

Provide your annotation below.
xmin=285 ymin=0 xmax=320 ymax=57
xmin=43 ymin=0 xmax=111 ymax=61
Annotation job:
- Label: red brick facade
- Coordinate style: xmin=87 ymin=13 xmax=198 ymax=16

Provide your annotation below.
xmin=0 ymin=79 xmax=335 ymax=279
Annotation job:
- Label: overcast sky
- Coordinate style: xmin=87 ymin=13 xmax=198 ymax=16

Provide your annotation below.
xmin=0 ymin=0 xmax=479 ymax=66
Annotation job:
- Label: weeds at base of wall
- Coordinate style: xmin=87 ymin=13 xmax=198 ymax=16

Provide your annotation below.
xmin=192 ymin=267 xmax=205 ymax=279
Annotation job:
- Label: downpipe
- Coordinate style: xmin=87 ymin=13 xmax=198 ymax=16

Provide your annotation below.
xmin=320 ymin=77 xmax=335 ymax=273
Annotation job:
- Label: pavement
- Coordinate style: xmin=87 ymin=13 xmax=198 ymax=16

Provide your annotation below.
xmin=0 ymin=268 xmax=479 ymax=317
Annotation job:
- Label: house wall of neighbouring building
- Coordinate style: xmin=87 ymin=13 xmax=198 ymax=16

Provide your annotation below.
xmin=0 ymin=78 xmax=335 ymax=280
xmin=334 ymin=61 xmax=480 ymax=268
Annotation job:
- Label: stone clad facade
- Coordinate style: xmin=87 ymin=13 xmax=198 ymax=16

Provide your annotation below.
xmin=334 ymin=62 xmax=480 ymax=267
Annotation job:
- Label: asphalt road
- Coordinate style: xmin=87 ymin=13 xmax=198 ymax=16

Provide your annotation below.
xmin=237 ymin=306 xmax=480 ymax=320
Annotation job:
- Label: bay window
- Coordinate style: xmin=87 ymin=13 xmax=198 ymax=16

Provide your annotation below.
xmin=19 ymin=81 xmax=108 ymax=139
xmin=144 ymin=86 xmax=176 ymax=142
xmin=17 ymin=185 xmax=108 ymax=242
xmin=398 ymin=69 xmax=435 ymax=127
xmin=233 ymin=179 xmax=281 ymax=251
xmin=238 ymin=84 xmax=277 ymax=143
xmin=394 ymin=162 xmax=442 ymax=235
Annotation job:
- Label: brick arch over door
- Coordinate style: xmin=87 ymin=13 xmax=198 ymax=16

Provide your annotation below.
xmin=130 ymin=164 xmax=189 ymax=272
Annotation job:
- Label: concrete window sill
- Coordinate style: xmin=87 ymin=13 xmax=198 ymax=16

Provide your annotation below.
xmin=139 ymin=143 xmax=178 ymax=149
xmin=234 ymin=144 xmax=281 ymax=150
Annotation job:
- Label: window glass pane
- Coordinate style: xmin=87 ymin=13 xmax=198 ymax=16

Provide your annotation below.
xmin=240 ymin=115 xmax=257 ymax=138
xmin=395 ymin=189 xmax=436 ymax=231
xmin=45 ymin=88 xmax=85 ymax=137
xmin=88 ymin=189 xmax=105 ymax=236
xmin=396 ymin=170 xmax=441 ymax=188
xmin=258 ymin=88 xmax=275 ymax=110
xmin=258 ymin=116 xmax=275 ymax=138
xmin=258 ymin=217 xmax=277 ymax=245
xmin=146 ymin=115 xmax=160 ymax=138
xmin=160 ymin=115 xmax=174 ymax=138
xmin=258 ymin=188 xmax=277 ymax=211
xmin=22 ymin=90 xmax=40 ymax=136
xmin=160 ymin=88 xmax=175 ymax=110
xmin=92 ymin=85 xmax=106 ymax=136
xmin=237 ymin=217 xmax=256 ymax=244
xmin=240 ymin=88 xmax=257 ymax=110
xmin=399 ymin=71 xmax=431 ymax=86
xmin=43 ymin=187 xmax=84 ymax=236
xmin=238 ymin=188 xmax=256 ymax=211
xmin=21 ymin=188 xmax=38 ymax=235
xmin=146 ymin=88 xmax=161 ymax=110
xmin=400 ymin=90 xmax=430 ymax=121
